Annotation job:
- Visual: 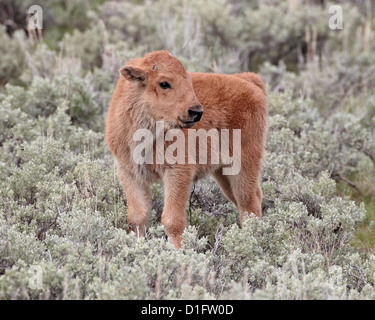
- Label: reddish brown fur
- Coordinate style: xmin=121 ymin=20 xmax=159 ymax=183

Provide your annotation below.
xmin=105 ymin=50 xmax=267 ymax=249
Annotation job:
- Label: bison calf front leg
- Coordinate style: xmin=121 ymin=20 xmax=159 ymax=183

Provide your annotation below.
xmin=118 ymin=166 xmax=151 ymax=236
xmin=161 ymin=168 xmax=193 ymax=249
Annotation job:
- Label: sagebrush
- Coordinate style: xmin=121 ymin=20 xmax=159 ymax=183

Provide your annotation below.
xmin=0 ymin=0 xmax=374 ymax=300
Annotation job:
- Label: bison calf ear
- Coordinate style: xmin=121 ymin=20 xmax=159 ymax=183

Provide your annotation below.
xmin=119 ymin=65 xmax=147 ymax=84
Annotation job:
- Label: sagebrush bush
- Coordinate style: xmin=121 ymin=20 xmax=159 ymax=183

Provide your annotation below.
xmin=0 ymin=26 xmax=27 ymax=85
xmin=0 ymin=0 xmax=374 ymax=300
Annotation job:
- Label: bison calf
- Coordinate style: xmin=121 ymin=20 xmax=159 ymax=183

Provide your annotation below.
xmin=105 ymin=50 xmax=267 ymax=249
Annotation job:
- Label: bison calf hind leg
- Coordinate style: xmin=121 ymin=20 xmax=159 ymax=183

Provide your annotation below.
xmin=229 ymin=170 xmax=262 ymax=226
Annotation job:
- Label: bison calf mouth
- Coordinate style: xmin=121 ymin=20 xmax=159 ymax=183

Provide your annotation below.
xmin=178 ymin=117 xmax=201 ymax=128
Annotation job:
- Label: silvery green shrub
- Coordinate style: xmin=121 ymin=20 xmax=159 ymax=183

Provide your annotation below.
xmin=1 ymin=0 xmax=375 ymax=301
xmin=0 ymin=26 xmax=27 ymax=85
xmin=1 ymin=59 xmax=374 ymax=300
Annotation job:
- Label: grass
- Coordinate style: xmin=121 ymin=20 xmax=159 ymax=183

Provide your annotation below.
xmin=353 ymin=197 xmax=375 ymax=254
xmin=337 ymin=176 xmax=375 ymax=254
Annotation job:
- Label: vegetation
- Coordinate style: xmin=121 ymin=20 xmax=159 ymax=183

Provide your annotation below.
xmin=0 ymin=0 xmax=374 ymax=299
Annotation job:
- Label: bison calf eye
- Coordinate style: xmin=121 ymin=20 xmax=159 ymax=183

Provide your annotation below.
xmin=159 ymin=82 xmax=171 ymax=90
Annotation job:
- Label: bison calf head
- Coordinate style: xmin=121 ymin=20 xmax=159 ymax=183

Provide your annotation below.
xmin=119 ymin=50 xmax=203 ymax=128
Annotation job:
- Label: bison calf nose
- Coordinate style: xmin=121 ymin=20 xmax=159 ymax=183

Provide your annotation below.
xmin=188 ymin=106 xmax=203 ymax=122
